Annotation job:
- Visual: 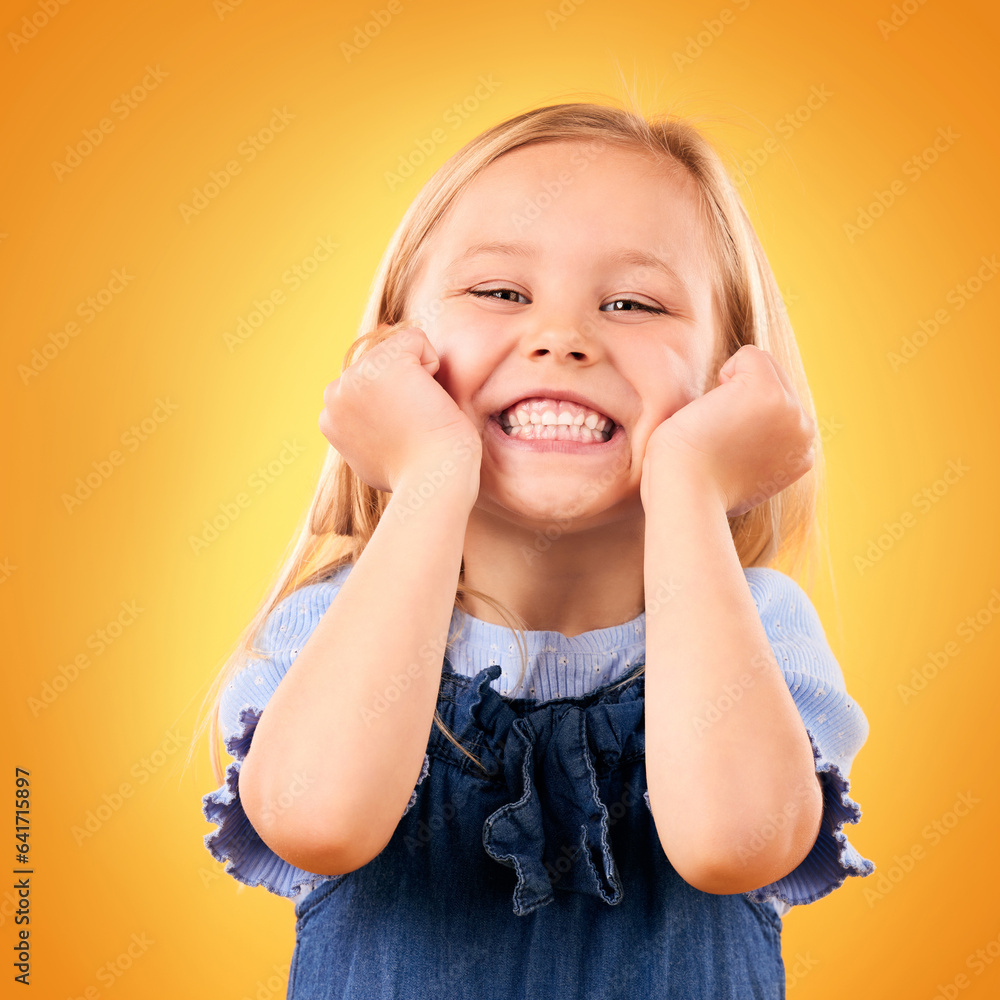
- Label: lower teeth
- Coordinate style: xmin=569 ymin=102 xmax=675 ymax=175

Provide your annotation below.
xmin=502 ymin=423 xmax=608 ymax=443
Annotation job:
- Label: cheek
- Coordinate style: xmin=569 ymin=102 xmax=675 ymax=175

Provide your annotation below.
xmin=428 ymin=326 xmax=497 ymax=399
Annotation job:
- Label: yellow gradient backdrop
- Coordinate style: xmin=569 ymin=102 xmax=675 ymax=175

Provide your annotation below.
xmin=2 ymin=0 xmax=998 ymax=996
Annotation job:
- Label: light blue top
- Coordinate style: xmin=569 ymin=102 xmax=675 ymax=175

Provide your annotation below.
xmin=203 ymin=562 xmax=874 ymax=930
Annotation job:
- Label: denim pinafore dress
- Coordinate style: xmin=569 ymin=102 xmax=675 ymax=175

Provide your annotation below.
xmin=202 ymin=564 xmax=875 ymax=1000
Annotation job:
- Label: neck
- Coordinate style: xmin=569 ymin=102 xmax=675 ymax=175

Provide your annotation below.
xmin=459 ymin=508 xmax=646 ymax=638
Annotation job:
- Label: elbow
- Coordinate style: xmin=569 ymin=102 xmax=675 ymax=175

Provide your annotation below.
xmin=238 ymin=753 xmax=389 ymax=877
xmin=674 ymin=852 xmax=797 ymax=896
xmin=667 ymin=785 xmax=824 ymax=896
xmin=246 ymin=792 xmax=389 ymax=877
xmin=258 ymin=822 xmax=387 ymax=878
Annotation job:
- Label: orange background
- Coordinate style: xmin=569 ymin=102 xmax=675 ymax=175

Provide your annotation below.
xmin=2 ymin=0 xmax=998 ymax=996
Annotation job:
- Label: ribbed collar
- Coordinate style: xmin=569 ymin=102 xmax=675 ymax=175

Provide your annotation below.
xmin=443 ymin=604 xmax=647 ymax=701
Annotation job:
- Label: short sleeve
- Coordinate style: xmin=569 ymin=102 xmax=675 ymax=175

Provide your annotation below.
xmin=738 ymin=567 xmax=875 ymax=908
xmin=201 ymin=562 xmax=432 ymax=899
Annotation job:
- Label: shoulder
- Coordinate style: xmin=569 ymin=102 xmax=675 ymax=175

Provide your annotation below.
xmin=251 ymin=561 xmax=354 ymax=655
xmin=742 ymin=567 xmax=843 ymax=685
xmin=218 ymin=561 xmax=354 ymax=745
xmin=743 ymin=565 xmax=810 ymax=610
xmin=743 ymin=567 xmax=824 ymax=638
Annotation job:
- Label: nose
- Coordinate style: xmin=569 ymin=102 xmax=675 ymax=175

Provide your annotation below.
xmin=519 ymin=314 xmax=601 ymax=364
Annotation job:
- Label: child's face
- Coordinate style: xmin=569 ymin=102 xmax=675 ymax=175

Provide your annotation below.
xmin=404 ymin=139 xmax=723 ymax=529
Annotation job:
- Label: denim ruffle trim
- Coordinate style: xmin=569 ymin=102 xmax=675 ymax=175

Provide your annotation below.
xmin=448 ymin=662 xmax=873 ymax=916
xmin=453 ymin=662 xmax=646 ymax=917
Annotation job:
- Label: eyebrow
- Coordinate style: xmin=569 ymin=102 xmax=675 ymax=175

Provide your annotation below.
xmin=443 ymin=239 xmax=689 ymax=290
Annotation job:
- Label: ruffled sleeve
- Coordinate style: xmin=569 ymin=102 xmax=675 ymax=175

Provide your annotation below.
xmin=201 ymin=563 xmax=432 ymax=899
xmin=738 ymin=567 xmax=875 ymax=908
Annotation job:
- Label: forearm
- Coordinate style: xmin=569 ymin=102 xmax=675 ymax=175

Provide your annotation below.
xmin=642 ymin=461 xmax=822 ymax=894
xmin=240 ymin=460 xmax=478 ymax=874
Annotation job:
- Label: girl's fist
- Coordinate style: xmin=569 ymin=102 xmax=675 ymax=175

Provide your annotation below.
xmin=642 ymin=345 xmax=817 ymax=518
xmin=319 ymin=324 xmax=481 ymax=494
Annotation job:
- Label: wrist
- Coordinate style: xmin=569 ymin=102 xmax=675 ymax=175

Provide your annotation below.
xmin=391 ymin=447 xmax=481 ymax=516
xmin=640 ymin=442 xmax=729 ymax=515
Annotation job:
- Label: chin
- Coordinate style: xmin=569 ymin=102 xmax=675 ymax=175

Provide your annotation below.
xmin=476 ymin=481 xmax=630 ymax=533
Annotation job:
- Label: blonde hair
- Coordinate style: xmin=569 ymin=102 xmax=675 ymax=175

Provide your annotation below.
xmin=190 ymin=97 xmax=829 ymax=787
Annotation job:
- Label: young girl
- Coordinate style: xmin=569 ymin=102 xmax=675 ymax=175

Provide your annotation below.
xmin=199 ymin=100 xmax=874 ymax=998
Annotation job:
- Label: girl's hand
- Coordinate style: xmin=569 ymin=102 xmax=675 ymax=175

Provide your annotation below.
xmin=641 ymin=345 xmax=817 ymax=518
xmin=319 ymin=324 xmax=482 ymax=494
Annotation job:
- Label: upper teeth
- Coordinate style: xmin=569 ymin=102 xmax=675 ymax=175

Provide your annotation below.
xmin=499 ymin=397 xmax=614 ymax=434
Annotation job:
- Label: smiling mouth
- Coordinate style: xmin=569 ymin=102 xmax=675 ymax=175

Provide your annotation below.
xmin=495 ymin=397 xmax=616 ymax=444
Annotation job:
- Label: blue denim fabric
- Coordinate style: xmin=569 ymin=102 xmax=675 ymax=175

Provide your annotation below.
xmin=202 ymin=563 xmax=875 ymax=998
xmin=285 ymin=662 xmax=786 ymax=999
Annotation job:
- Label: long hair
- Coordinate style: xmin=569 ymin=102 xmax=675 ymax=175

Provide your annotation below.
xmin=190 ymin=97 xmax=829 ymax=786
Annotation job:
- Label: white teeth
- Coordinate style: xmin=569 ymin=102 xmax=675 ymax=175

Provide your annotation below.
xmin=502 ymin=422 xmax=606 ymax=443
xmin=498 ymin=397 xmax=616 ymax=441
